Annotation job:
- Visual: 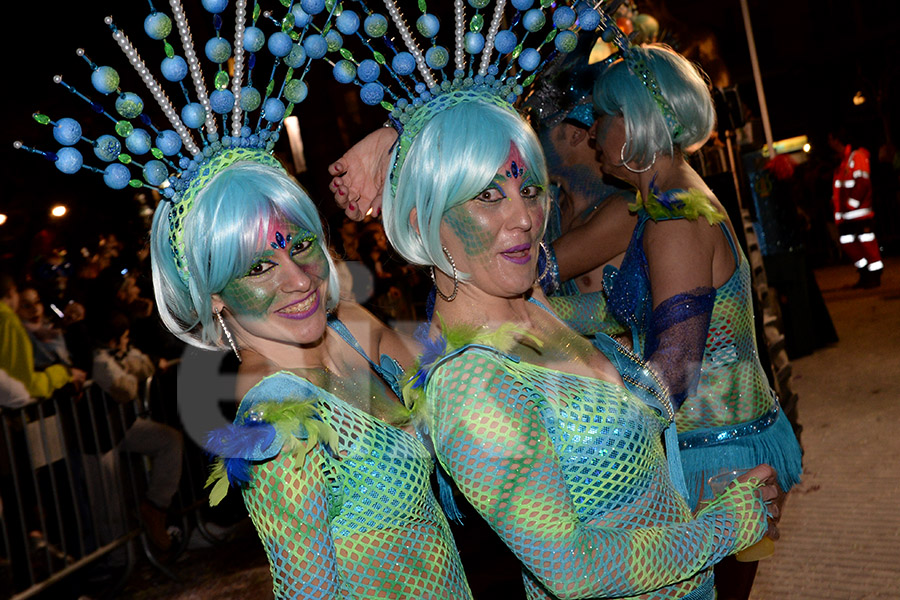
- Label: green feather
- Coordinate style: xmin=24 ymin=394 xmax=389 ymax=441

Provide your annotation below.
xmin=632 ymin=188 xmax=726 ymax=226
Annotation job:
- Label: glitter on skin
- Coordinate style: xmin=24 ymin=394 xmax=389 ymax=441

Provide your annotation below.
xmin=220 ymin=222 xmax=325 ymax=320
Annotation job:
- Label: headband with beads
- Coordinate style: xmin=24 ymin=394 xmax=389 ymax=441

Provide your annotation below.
xmin=14 ymin=0 xmax=349 ymax=283
xmin=591 ymin=0 xmax=684 ymax=139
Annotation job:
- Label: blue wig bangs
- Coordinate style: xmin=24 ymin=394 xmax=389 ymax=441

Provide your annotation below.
xmin=151 ymin=161 xmax=339 ymax=350
xmin=384 ymin=100 xmax=548 ymax=275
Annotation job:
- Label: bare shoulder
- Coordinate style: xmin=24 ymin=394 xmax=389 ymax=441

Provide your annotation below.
xmin=333 ymin=302 xmax=419 ymax=369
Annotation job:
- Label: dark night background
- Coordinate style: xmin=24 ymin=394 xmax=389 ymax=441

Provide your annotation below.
xmin=2 ymin=0 xmax=899 ymax=274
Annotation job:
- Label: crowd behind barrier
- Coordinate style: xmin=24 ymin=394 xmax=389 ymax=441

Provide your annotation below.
xmin=0 ymin=365 xmax=218 ymax=600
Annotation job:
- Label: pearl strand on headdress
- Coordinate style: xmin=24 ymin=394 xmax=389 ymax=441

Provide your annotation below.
xmin=478 ymin=0 xmax=507 ymax=77
xmin=453 ymin=0 xmax=466 ymax=74
xmin=169 ymin=0 xmax=218 ymax=137
xmin=383 ymin=0 xmax=437 ymax=90
xmin=105 ymin=17 xmax=199 ymax=156
xmin=230 ymin=0 xmax=248 ymax=137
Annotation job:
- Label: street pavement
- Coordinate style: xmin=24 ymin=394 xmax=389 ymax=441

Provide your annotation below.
xmin=750 ymin=257 xmax=900 ymax=600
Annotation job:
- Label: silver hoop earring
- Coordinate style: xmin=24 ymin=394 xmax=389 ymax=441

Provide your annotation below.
xmin=430 ymin=246 xmax=459 ymax=302
xmin=215 ymin=308 xmax=242 ymax=363
xmin=620 ymin=142 xmax=656 ymax=174
xmin=537 ymin=241 xmax=552 ymax=284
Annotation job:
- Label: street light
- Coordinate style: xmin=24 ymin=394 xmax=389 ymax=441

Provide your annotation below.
xmin=283 ymin=115 xmax=307 ymax=174
xmin=0 ymin=214 xmax=7 ymax=226
xmin=50 ymin=205 xmax=67 ymax=218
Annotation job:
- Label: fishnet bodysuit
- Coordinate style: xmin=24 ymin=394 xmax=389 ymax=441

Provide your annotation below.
xmin=236 ymin=371 xmax=471 ymax=599
xmin=602 ymin=198 xmax=802 ymax=505
xmin=424 ymin=342 xmax=768 ymax=599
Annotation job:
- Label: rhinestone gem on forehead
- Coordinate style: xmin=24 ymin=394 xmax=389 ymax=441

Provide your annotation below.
xmin=270 ymin=231 xmax=292 ymax=250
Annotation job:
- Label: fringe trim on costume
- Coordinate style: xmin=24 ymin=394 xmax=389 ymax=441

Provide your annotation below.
xmin=678 ymin=407 xmax=803 ymax=510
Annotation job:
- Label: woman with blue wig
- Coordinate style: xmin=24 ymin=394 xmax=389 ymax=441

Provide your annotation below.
xmin=150 ymin=160 xmax=471 ymax=599
xmin=360 ymin=90 xmax=781 ymax=600
xmin=590 ymin=44 xmax=803 ymax=599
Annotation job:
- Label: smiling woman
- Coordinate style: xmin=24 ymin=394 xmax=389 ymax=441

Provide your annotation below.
xmin=149 ymin=160 xmax=472 ymax=599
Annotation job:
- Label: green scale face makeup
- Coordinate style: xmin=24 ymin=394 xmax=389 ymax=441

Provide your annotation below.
xmin=220 ymin=221 xmax=327 ymax=321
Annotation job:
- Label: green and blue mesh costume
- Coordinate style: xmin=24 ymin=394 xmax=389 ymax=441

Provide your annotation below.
xmin=206 ymin=319 xmax=471 ymax=599
xmin=601 ymin=182 xmax=803 ymax=508
xmin=406 ymin=319 xmax=769 ymax=600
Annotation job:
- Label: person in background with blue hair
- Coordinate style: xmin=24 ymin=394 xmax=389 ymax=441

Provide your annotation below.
xmin=150 ymin=160 xmax=471 ymax=599
xmin=373 ymin=95 xmax=780 ymax=600
xmin=589 ymin=43 xmax=803 ymax=600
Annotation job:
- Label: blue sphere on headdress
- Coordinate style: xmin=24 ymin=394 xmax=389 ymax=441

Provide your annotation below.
xmin=103 ymin=163 xmax=130 ymax=189
xmin=357 ymin=59 xmax=380 ymax=83
xmin=210 ymin=90 xmax=235 ymax=114
xmin=360 ymin=83 xmax=384 ymax=106
xmin=392 ymin=52 xmax=416 ymax=76
xmin=201 ymin=0 xmax=229 ymax=14
xmin=336 ymin=10 xmax=360 ymax=35
xmin=522 ymin=9 xmax=546 ymax=32
xmin=465 ymin=32 xmax=485 ymax=54
xmin=144 ymin=12 xmax=172 ymax=40
xmin=555 ymin=30 xmax=578 ymax=53
xmin=161 ymin=56 xmax=188 ymax=82
xmin=518 ymin=48 xmax=540 ymax=71
xmin=206 ymin=37 xmax=232 ymax=63
xmin=243 ymin=27 xmax=265 ymax=53
xmin=494 ymin=30 xmax=517 ymax=54
xmin=55 ymin=147 xmax=83 ymax=174
xmin=240 ymin=87 xmax=262 ymax=111
xmin=115 ymin=92 xmax=144 ymax=119
xmin=181 ymin=103 xmax=206 ymax=129
xmin=416 ymin=14 xmax=440 ymax=38
xmin=325 ymin=30 xmax=343 ymax=52
xmin=268 ymin=32 xmax=293 ymax=58
xmin=333 ymin=60 xmax=357 ymax=84
xmin=126 ymin=129 xmax=152 ymax=155
xmin=156 ymin=130 xmax=182 ymax=156
xmin=93 ymin=135 xmax=121 ymax=162
xmin=53 ymin=118 xmax=82 ymax=146
xmin=284 ymin=44 xmax=306 ymax=68
xmin=302 ymin=34 xmax=328 ymax=60
xmin=284 ymin=80 xmax=309 ymax=104
xmin=426 ymin=46 xmax=449 ymax=70
xmin=468 ymin=0 xmax=490 ymax=8
xmin=364 ymin=14 xmax=388 ymax=38
xmin=91 ymin=66 xmax=120 ymax=95
xmin=301 ymin=0 xmax=325 ymax=15
xmin=291 ymin=5 xmax=312 ymax=27
xmin=577 ymin=8 xmax=601 ymax=31
xmin=511 ymin=0 xmax=534 ymax=9
xmin=263 ymin=98 xmax=286 ymax=122
xmin=143 ymin=160 xmax=168 ymax=186
xmin=553 ymin=6 xmax=577 ymax=29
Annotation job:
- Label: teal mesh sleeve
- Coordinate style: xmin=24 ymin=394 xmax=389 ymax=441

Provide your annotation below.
xmin=427 ymin=348 xmax=768 ymax=599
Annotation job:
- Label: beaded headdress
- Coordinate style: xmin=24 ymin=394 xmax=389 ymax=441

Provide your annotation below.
xmin=14 ymin=0 xmax=347 ymax=282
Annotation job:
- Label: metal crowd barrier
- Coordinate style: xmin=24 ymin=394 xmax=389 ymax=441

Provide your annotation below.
xmin=0 ymin=362 xmax=221 ymax=600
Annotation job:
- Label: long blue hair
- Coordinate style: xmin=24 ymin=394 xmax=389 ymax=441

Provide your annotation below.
xmin=593 ymin=44 xmax=715 ymax=166
xmin=150 ymin=161 xmax=340 ymax=350
xmin=382 ymin=100 xmax=549 ymax=280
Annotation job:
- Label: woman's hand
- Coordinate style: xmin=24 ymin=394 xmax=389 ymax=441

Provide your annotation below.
xmin=328 ymin=127 xmax=398 ymax=220
xmin=738 ymin=463 xmax=785 ymax=538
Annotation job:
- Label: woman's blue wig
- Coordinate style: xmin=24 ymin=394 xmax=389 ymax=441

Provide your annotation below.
xmin=382 ymin=100 xmax=549 ymax=278
xmin=150 ymin=161 xmax=340 ymax=350
xmin=593 ymin=44 xmax=715 ymax=165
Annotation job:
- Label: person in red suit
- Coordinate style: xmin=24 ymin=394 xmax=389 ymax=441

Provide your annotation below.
xmin=829 ymin=130 xmax=883 ymax=288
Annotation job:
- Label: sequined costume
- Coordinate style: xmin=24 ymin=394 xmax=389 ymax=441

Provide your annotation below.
xmin=407 ymin=322 xmax=769 ymax=600
xmin=206 ymin=320 xmax=471 ymax=600
xmin=603 ymin=186 xmax=803 ymax=507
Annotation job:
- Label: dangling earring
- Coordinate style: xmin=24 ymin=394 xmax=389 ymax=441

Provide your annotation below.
xmin=430 ymin=246 xmax=459 ymax=302
xmin=214 ymin=308 xmax=242 ymax=363
xmin=536 ymin=241 xmax=552 ymax=284
xmin=620 ymin=142 xmax=657 ymax=174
